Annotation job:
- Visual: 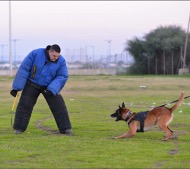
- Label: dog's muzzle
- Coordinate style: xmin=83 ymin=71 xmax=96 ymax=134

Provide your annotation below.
xmin=110 ymin=112 xmax=122 ymax=122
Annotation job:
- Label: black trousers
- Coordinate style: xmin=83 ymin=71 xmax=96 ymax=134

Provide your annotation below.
xmin=13 ymin=82 xmax=72 ymax=133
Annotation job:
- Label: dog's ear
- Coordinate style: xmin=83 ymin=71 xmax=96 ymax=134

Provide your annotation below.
xmin=122 ymin=102 xmax=125 ymax=108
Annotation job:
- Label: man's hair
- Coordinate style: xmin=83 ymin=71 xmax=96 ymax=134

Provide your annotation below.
xmin=50 ymin=44 xmax=61 ymax=53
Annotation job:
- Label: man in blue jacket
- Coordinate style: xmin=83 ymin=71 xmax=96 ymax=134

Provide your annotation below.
xmin=10 ymin=44 xmax=72 ymax=135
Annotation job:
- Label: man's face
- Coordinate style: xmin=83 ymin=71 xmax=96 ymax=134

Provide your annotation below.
xmin=48 ymin=50 xmax=60 ymax=62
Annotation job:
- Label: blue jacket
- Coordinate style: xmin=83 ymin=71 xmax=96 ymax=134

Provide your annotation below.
xmin=12 ymin=48 xmax=68 ymax=95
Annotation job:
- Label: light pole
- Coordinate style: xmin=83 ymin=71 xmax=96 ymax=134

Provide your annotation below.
xmin=12 ymin=38 xmax=20 ymax=64
xmin=0 ymin=44 xmax=8 ymax=63
xmin=86 ymin=45 xmax=95 ymax=68
xmin=104 ymin=40 xmax=112 ymax=64
xmin=89 ymin=45 xmax=94 ymax=68
xmin=105 ymin=40 xmax=112 ymax=56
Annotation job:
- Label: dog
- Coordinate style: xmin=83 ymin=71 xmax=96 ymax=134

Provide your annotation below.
xmin=110 ymin=92 xmax=185 ymax=140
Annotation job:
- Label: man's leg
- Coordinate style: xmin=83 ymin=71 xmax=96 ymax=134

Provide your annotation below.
xmin=13 ymin=83 xmax=40 ymax=133
xmin=43 ymin=93 xmax=72 ymax=134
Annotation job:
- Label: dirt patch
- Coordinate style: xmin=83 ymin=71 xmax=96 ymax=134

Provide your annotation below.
xmin=168 ymin=149 xmax=179 ymax=155
xmin=173 ymin=130 xmax=188 ymax=137
xmin=154 ymin=161 xmax=166 ymax=168
xmin=35 ymin=116 xmax=60 ymax=134
xmin=168 ymin=139 xmax=180 ymax=156
xmin=153 ymin=130 xmax=188 ymax=168
xmin=171 ymin=123 xmax=189 ymax=128
xmin=168 ymin=130 xmax=188 ymax=156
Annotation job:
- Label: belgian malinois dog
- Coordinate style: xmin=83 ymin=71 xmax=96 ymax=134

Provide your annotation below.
xmin=110 ymin=92 xmax=185 ymax=140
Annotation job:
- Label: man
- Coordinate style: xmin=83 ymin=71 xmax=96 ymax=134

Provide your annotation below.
xmin=10 ymin=44 xmax=72 ymax=135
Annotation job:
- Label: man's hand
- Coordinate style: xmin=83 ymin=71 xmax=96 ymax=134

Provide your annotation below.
xmin=10 ymin=90 xmax=18 ymax=97
xmin=43 ymin=89 xmax=53 ymax=96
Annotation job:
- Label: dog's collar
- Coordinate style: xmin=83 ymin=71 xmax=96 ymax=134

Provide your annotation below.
xmin=124 ymin=112 xmax=136 ymax=123
xmin=123 ymin=111 xmax=132 ymax=121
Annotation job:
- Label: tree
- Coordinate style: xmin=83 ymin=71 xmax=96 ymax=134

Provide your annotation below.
xmin=126 ymin=25 xmax=190 ymax=74
xmin=126 ymin=37 xmax=147 ymax=74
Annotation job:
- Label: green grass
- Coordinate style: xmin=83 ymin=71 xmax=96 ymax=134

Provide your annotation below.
xmin=0 ymin=75 xmax=190 ymax=168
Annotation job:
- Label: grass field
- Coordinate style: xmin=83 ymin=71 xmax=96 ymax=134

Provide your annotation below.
xmin=0 ymin=75 xmax=190 ymax=168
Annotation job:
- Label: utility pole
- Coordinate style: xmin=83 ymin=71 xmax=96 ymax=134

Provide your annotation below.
xmin=9 ymin=0 xmax=12 ymax=76
xmin=179 ymin=12 xmax=190 ymax=74
xmin=0 ymin=44 xmax=8 ymax=63
xmin=183 ymin=12 xmax=190 ymax=69
xmin=12 ymin=38 xmax=20 ymax=64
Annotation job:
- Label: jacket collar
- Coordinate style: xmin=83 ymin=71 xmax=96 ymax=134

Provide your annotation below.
xmin=44 ymin=49 xmax=58 ymax=63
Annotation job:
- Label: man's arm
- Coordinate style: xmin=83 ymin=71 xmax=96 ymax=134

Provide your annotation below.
xmin=12 ymin=50 xmax=36 ymax=91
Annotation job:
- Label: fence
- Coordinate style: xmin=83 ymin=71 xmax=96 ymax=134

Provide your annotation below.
xmin=0 ymin=67 xmax=130 ymax=76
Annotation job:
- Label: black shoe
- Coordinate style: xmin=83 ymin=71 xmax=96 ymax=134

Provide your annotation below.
xmin=60 ymin=129 xmax=73 ymax=136
xmin=14 ymin=130 xmax=23 ymax=134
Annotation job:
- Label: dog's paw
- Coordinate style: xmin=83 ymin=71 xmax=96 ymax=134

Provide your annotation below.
xmin=171 ymin=136 xmax=178 ymax=140
xmin=162 ymin=137 xmax=171 ymax=141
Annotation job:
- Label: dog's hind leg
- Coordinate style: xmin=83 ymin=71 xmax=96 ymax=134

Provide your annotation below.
xmin=167 ymin=126 xmax=174 ymax=133
xmin=157 ymin=113 xmax=174 ymax=140
xmin=158 ymin=122 xmax=173 ymax=140
xmin=159 ymin=126 xmax=172 ymax=140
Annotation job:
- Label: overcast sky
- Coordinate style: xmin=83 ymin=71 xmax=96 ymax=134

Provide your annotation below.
xmin=0 ymin=1 xmax=190 ymax=62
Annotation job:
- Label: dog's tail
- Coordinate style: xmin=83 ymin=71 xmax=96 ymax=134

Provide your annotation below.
xmin=170 ymin=92 xmax=185 ymax=113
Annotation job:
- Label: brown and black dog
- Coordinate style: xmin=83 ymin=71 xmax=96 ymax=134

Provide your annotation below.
xmin=110 ymin=92 xmax=185 ymax=140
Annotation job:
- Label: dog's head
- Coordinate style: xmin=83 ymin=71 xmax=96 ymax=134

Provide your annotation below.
xmin=110 ymin=102 xmax=132 ymax=122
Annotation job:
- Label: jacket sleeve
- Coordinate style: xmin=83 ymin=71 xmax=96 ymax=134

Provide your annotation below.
xmin=47 ymin=60 xmax=68 ymax=95
xmin=12 ymin=50 xmax=35 ymax=91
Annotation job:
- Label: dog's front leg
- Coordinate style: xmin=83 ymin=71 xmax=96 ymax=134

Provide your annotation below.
xmin=112 ymin=122 xmax=138 ymax=139
xmin=112 ymin=131 xmax=136 ymax=139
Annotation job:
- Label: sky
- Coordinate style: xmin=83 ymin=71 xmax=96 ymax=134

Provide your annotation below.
xmin=0 ymin=1 xmax=190 ymax=62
